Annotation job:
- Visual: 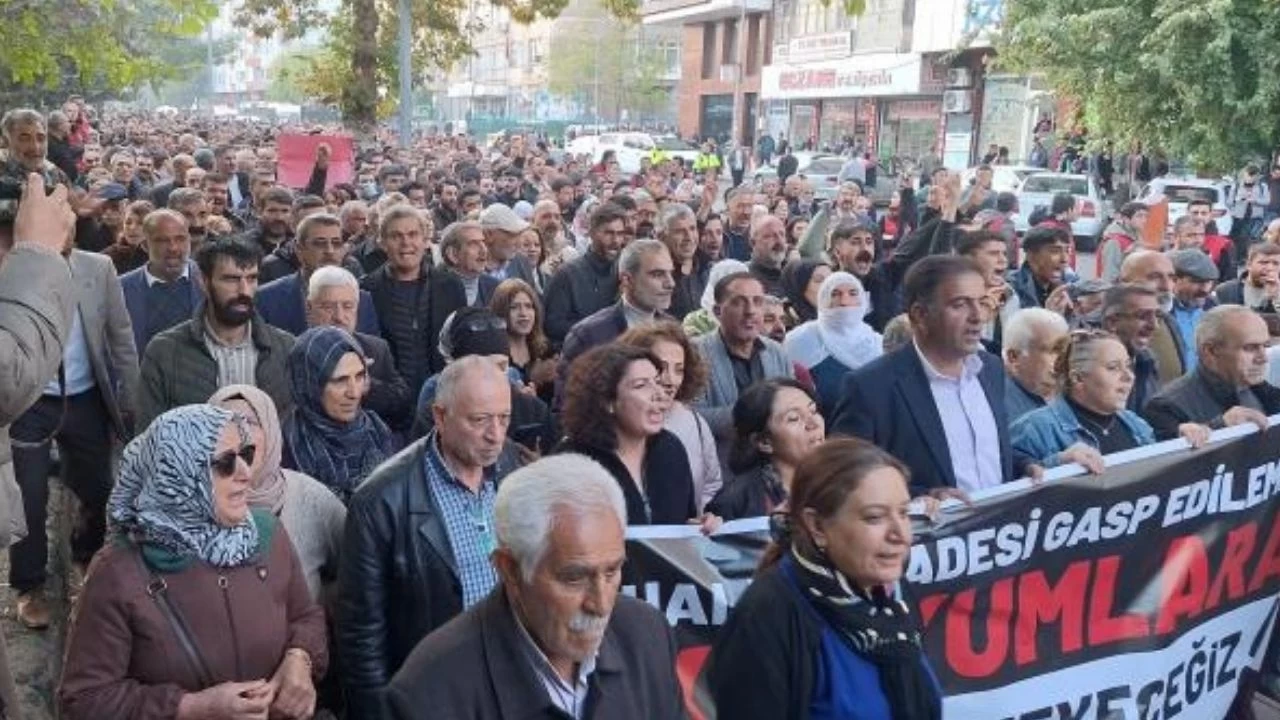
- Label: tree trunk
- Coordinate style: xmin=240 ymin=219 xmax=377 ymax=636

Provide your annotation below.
xmin=345 ymin=0 xmax=379 ymax=135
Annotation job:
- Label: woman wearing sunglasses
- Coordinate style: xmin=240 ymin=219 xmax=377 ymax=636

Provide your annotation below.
xmin=61 ymin=405 xmax=327 ymax=720
xmin=1011 ymin=330 xmax=1211 ymax=473
xmin=283 ymin=326 xmax=395 ymax=505
xmin=210 ymin=384 xmax=346 ymax=603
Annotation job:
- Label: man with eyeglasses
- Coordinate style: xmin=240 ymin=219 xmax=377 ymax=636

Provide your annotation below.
xmin=1100 ymin=284 xmax=1163 ymax=413
xmin=306 ymin=266 xmax=412 ymax=432
xmin=256 ymin=213 xmax=380 ymax=336
xmin=1120 ymin=250 xmax=1188 ymax=386
xmin=339 ymin=355 xmax=522 ymax=718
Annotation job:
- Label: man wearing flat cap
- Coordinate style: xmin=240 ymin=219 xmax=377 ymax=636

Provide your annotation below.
xmin=478 ymin=203 xmax=541 ymax=291
xmin=1169 ymin=248 xmax=1220 ymax=370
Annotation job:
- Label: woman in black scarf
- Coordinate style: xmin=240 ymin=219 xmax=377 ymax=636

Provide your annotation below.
xmin=705 ymin=437 xmax=941 ymax=720
xmin=780 ymin=258 xmax=831 ymax=328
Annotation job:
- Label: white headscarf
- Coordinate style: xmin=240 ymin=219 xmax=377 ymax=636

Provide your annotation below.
xmin=784 ymin=271 xmax=882 ymax=371
xmin=700 ymin=259 xmax=750 ymax=315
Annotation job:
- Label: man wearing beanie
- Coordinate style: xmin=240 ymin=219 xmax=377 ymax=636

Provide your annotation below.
xmin=408 ymin=307 xmax=556 ymax=450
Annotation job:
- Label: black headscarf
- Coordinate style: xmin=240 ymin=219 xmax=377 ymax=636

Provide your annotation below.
xmin=781 ymin=259 xmax=828 ymax=324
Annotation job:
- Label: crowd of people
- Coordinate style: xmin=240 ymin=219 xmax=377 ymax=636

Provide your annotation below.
xmin=0 ymin=97 xmax=1277 ymax=720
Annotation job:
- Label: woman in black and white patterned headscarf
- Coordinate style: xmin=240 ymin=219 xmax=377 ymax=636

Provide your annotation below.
xmin=61 ymin=405 xmax=329 ymax=720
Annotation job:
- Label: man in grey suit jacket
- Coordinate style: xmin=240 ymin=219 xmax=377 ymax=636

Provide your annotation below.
xmin=0 ymin=170 xmax=79 ymax=720
xmin=692 ymin=272 xmax=794 ymax=465
xmin=8 ymin=245 xmax=139 ymax=630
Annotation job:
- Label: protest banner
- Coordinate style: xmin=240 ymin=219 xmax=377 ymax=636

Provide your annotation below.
xmin=276 ymin=133 xmax=355 ymax=190
xmin=625 ymin=422 xmax=1280 ymax=719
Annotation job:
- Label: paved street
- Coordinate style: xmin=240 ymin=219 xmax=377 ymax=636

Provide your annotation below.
xmin=3 ymin=483 xmax=71 ymax=720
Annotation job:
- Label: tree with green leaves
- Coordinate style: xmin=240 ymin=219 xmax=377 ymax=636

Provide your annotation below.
xmin=545 ymin=17 xmax=674 ymax=123
xmin=235 ymin=0 xmax=643 ymax=133
xmin=0 ymin=0 xmax=219 ymax=97
xmin=998 ymin=0 xmax=1280 ymax=170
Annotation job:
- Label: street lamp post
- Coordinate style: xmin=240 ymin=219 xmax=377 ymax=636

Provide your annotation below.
xmin=397 ymin=0 xmax=413 ymax=147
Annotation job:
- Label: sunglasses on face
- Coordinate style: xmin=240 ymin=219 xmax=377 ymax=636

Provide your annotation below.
xmin=209 ymin=445 xmax=257 ymax=477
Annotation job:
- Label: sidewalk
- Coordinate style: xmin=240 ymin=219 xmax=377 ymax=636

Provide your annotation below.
xmin=2 ymin=483 xmax=71 ymax=720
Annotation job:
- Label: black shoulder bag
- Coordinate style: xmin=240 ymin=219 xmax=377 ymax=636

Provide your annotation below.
xmin=133 ymin=549 xmax=215 ymax=688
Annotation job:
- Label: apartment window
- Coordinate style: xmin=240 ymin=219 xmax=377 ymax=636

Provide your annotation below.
xmin=659 ymin=39 xmax=680 ymax=74
xmin=529 ymin=38 xmax=546 ymax=64
xmin=746 ymin=15 xmax=760 ymax=76
xmin=701 ymin=23 xmax=716 ymax=79
xmin=722 ymin=19 xmax=738 ymax=65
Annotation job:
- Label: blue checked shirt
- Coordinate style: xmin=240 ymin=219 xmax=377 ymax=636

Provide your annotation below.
xmin=423 ymin=431 xmax=499 ymax=608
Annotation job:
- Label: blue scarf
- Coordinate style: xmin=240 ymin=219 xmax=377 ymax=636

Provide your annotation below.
xmin=284 ymin=326 xmax=393 ymax=502
xmin=107 ymin=405 xmax=261 ymax=569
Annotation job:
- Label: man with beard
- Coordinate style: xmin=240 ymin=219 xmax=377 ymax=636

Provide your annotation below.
xmin=826 ymin=221 xmax=897 ymax=332
xmin=631 ymin=190 xmax=659 ymax=240
xmin=432 ymin=178 xmax=461 ymax=230
xmin=746 ymin=214 xmax=788 ymax=297
xmin=721 ymin=186 xmax=754 ymax=261
xmin=1120 ymin=250 xmax=1186 ymax=385
xmin=1168 ymin=249 xmax=1219 ymax=370
xmin=257 ymin=213 xmax=380 ymax=335
xmin=543 ymin=202 xmax=627 ymax=344
xmin=1216 ymin=242 xmax=1280 ymax=312
xmin=200 ymin=172 xmax=244 ymax=235
xmin=136 ymin=236 xmax=294 ymax=431
xmin=239 ymin=186 xmax=295 ymax=257
xmin=532 ymin=199 xmax=578 ymax=278
xmin=260 ymin=194 xmax=366 ymax=284
xmin=493 ymin=168 xmax=524 ymax=207
xmin=659 ymin=204 xmax=709 ymax=318
xmin=1100 ymin=284 xmax=1162 ymax=413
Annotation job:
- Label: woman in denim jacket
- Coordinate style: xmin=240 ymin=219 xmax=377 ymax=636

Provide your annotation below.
xmin=1012 ymin=330 xmax=1211 ymax=472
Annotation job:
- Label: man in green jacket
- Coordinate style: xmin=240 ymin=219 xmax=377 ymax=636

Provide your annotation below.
xmin=136 ymin=235 xmax=295 ymax=432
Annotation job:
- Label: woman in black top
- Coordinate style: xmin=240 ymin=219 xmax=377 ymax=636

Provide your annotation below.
xmin=489 ymin=278 xmax=556 ymax=398
xmin=708 ymin=379 xmax=825 ymax=520
xmin=557 ymin=344 xmax=716 ymax=528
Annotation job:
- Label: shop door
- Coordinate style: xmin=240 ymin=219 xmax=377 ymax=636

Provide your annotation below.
xmin=699 ymin=94 xmax=734 ymax=144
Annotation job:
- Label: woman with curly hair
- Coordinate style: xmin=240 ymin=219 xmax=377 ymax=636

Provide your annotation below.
xmin=556 ymin=344 xmax=713 ymax=528
xmin=617 ymin=321 xmax=722 ymax=511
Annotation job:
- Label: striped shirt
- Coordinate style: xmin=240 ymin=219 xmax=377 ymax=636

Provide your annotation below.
xmin=204 ymin=318 xmax=258 ymax=388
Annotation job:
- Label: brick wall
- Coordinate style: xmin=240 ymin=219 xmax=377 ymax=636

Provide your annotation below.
xmin=676 ymin=16 xmax=767 ymax=139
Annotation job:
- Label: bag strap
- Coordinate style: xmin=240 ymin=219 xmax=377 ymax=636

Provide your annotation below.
xmin=132 ymin=548 xmax=215 ymax=688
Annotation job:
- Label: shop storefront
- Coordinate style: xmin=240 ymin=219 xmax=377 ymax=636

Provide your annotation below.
xmin=760 ymin=52 xmax=940 ymax=160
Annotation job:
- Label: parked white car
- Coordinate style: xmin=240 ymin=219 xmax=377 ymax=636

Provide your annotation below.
xmin=1012 ymin=172 xmax=1107 ymax=244
xmin=1137 ymin=176 xmax=1235 ymax=237
xmin=564 ymin=132 xmax=666 ymax=175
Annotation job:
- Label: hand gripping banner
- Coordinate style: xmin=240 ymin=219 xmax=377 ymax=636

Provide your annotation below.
xmin=624 ymin=421 xmax=1280 ymax=719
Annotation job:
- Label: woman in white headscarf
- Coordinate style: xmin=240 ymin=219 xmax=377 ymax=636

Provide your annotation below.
xmin=682 ymin=258 xmax=750 ymax=338
xmin=784 ymin=271 xmax=882 ymax=420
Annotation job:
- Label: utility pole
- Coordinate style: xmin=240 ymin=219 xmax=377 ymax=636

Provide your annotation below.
xmin=397 ymin=0 xmax=413 ymax=147
xmin=205 ymin=23 xmax=215 ymax=113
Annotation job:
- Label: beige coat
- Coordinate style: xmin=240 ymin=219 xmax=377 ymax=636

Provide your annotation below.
xmin=0 ymin=244 xmax=75 ymax=548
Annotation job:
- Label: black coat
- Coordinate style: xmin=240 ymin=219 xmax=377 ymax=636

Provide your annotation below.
xmin=354 ymin=331 xmax=413 ymax=432
xmin=386 ymin=589 xmax=687 ymax=720
xmin=337 ymin=437 xmax=521 ymax=718
xmin=706 ymin=464 xmax=779 ymax=521
xmin=360 ymin=261 xmax=467 ymax=389
xmin=1142 ymin=366 xmax=1280 ymax=440
xmin=542 ymin=249 xmax=618 ymax=345
xmin=556 ymin=431 xmax=697 ymax=525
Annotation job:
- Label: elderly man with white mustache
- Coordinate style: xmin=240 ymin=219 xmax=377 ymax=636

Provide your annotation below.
xmin=384 ymin=453 xmax=687 ymax=720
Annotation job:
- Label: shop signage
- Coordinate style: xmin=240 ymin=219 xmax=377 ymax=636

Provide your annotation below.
xmin=786 ymin=31 xmax=853 ymax=63
xmin=761 ymin=53 xmax=922 ymax=100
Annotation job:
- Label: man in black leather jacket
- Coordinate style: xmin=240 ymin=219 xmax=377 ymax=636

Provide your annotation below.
xmin=337 ymin=356 xmax=521 ymax=717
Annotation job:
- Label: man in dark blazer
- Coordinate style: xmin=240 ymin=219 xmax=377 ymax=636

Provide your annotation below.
xmin=1143 ymin=305 xmax=1280 ymax=440
xmin=339 ymin=358 xmax=522 ymax=717
xmin=9 ymin=246 xmax=139 ymax=627
xmin=120 ymin=209 xmax=205 ymax=354
xmin=831 ymin=255 xmax=1038 ymax=498
xmin=256 ymin=213 xmax=381 ymax=336
xmin=552 ymin=238 xmax=675 ymax=412
xmin=385 ymin=454 xmax=686 ymax=720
